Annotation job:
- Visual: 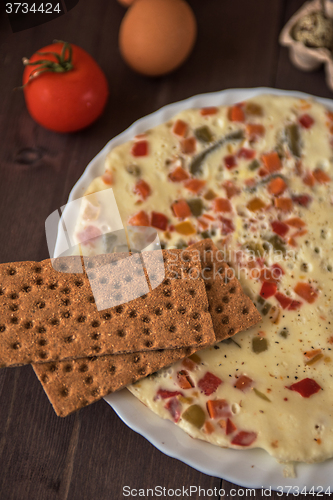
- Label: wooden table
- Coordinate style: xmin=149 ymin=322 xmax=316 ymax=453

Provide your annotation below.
xmin=0 ymin=1 xmax=332 ymax=498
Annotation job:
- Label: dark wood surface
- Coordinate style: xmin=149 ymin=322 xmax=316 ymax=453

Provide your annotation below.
xmin=0 ymin=1 xmax=332 ymax=498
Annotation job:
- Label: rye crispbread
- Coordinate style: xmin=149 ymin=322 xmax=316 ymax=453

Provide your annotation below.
xmin=0 ymin=250 xmax=214 ymax=367
xmin=33 ymin=346 xmax=199 ymax=417
xmin=190 ymin=240 xmax=261 ymax=341
xmin=32 ymin=240 xmax=261 ymax=417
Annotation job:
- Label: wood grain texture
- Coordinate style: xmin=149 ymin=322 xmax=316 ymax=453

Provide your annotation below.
xmin=0 ymin=0 xmax=329 ymax=498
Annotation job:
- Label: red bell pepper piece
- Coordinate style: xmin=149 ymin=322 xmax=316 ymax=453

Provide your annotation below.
xmin=261 ymin=152 xmax=282 ymax=173
xmin=172 ymin=119 xmax=188 ymax=137
xmin=172 ymin=199 xmax=191 ymax=219
xmin=222 ymin=180 xmax=240 ymax=199
xmin=165 ymin=397 xmax=181 ymax=422
xmin=271 ymin=220 xmax=289 ymax=238
xmin=231 ymin=431 xmax=257 ymax=446
xmin=226 ymin=418 xmax=237 ymax=436
xmin=259 ymin=268 xmax=278 ymax=284
xmin=286 ymin=378 xmax=321 ymax=398
xmin=177 ymin=370 xmax=194 ymax=390
xmin=228 ymin=105 xmax=245 ymax=122
xmin=299 ymin=114 xmax=314 ymax=129
xmin=275 ymin=292 xmax=302 ymax=310
xmin=258 ymin=167 xmax=268 ymax=177
xmin=156 ymin=389 xmax=183 ymax=399
xmin=102 ymin=172 xmax=113 ymax=185
xmin=168 ymin=166 xmax=190 ymax=182
xmin=133 ymin=179 xmax=151 ymax=200
xmin=303 ymin=171 xmax=316 ymax=187
xmin=213 ymin=198 xmax=232 ymax=213
xmin=271 ymin=263 xmax=284 ymax=279
xmin=288 ymin=299 xmax=303 ymax=310
xmin=246 ymin=123 xmax=265 ymax=140
xmin=224 ymin=155 xmax=237 ymax=169
xmin=275 ymin=292 xmax=292 ymax=309
xmin=219 ymin=217 xmax=235 ymax=235
xmin=313 ymin=168 xmax=331 ymax=184
xmin=198 ymin=372 xmax=222 ymax=396
xmin=184 ymin=179 xmax=206 ymax=194
xmin=259 ymin=265 xmax=284 ymax=283
xmin=285 ymin=217 xmax=306 ymax=229
xmin=267 ymin=177 xmax=287 ymax=196
xmin=207 ymin=399 xmax=232 ymax=419
xmin=294 ymin=282 xmax=318 ymax=304
xmin=200 ymin=106 xmax=218 ymax=116
xmin=292 ymin=194 xmax=312 ymax=207
xmin=151 ymin=212 xmax=168 ymax=231
xmin=131 ymin=140 xmax=148 ymax=157
xmin=260 ymin=281 xmax=277 ymax=299
xmin=128 ymin=210 xmax=150 ymax=227
xmin=274 ymin=197 xmax=293 ymax=211
xmin=237 ymin=148 xmax=256 ymax=160
xmin=181 ymin=137 xmax=196 ymax=154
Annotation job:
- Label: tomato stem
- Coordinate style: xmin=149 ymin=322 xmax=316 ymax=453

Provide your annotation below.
xmin=22 ymin=41 xmax=74 ymax=87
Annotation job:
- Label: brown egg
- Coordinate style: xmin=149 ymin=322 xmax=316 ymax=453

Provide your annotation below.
xmin=119 ymin=0 xmax=197 ymax=76
xmin=117 ymin=0 xmax=136 ymax=7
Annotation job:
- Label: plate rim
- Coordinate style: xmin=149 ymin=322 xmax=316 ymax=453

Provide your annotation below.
xmin=68 ymin=87 xmax=333 ymax=491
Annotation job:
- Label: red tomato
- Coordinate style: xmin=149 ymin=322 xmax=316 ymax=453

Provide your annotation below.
xmin=22 ymin=42 xmax=109 ymax=133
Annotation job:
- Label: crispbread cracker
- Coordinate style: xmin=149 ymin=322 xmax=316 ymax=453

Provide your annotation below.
xmin=33 ymin=346 xmax=199 ymax=417
xmin=0 ymin=250 xmax=215 ymax=367
xmin=190 ymin=239 xmax=261 ymax=340
xmin=32 ymin=239 xmax=260 ymax=417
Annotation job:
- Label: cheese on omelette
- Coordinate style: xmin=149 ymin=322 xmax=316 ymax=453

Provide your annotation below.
xmin=75 ymin=95 xmax=333 ymax=463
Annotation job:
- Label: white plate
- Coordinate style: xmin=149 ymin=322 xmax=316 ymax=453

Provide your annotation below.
xmin=67 ymin=88 xmax=333 ymax=492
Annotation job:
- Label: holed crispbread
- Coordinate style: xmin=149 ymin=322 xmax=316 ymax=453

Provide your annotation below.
xmin=190 ymin=240 xmax=261 ymax=340
xmin=0 ymin=250 xmax=215 ymax=367
xmin=33 ymin=346 xmax=199 ymax=417
xmin=32 ymin=240 xmax=261 ymax=417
